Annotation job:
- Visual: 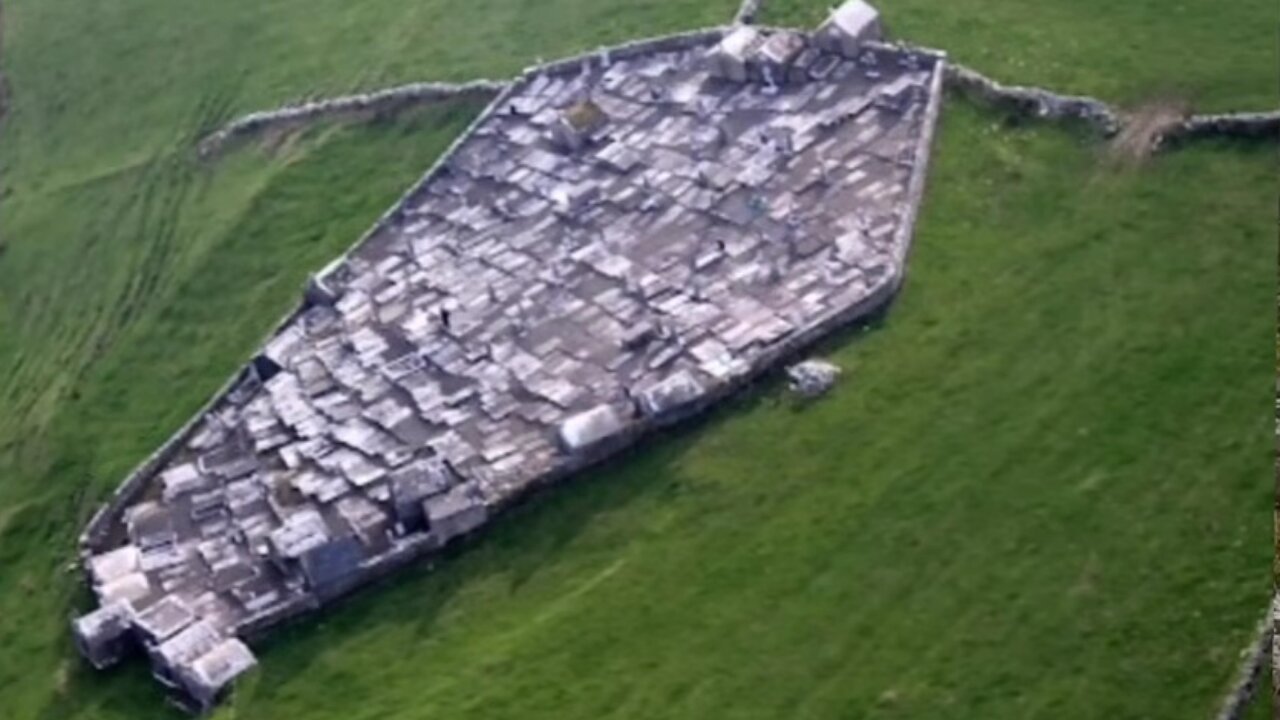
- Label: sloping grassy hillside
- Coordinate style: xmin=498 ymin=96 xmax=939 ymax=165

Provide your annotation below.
xmin=0 ymin=0 xmax=1271 ymax=718
xmin=764 ymin=0 xmax=1277 ymax=112
xmin=0 ymin=0 xmax=740 ymax=715
xmin=27 ymin=101 xmax=1271 ymax=720
xmin=230 ymin=109 xmax=1272 ymax=720
xmin=0 ymin=102 xmax=490 ymax=719
xmin=0 ymin=0 xmax=740 ymax=470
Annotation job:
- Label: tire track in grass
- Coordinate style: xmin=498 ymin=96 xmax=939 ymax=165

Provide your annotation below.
xmin=102 ymin=85 xmax=247 ymax=355
xmin=3 ymin=85 xmax=251 ymax=434
xmin=107 ymin=157 xmax=192 ymax=341
xmin=190 ymin=82 xmax=243 ymax=145
xmin=0 ymin=0 xmax=10 ymax=133
xmin=94 ymin=124 xmax=244 ymax=367
xmin=0 ymin=154 xmax=191 ymax=438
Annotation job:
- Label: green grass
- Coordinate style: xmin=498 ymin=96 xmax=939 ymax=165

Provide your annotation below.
xmin=0 ymin=102 xmax=490 ymax=719
xmin=0 ymin=0 xmax=1272 ymax=719
xmin=764 ymin=0 xmax=1278 ymax=111
xmin=1241 ymin=687 xmax=1272 ymax=720
xmin=0 ymin=0 xmax=740 ymax=458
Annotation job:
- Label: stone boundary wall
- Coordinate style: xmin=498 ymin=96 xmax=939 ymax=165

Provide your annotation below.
xmin=1159 ymin=111 xmax=1280 ymax=149
xmin=196 ymin=23 xmax=1279 ymax=161
xmin=85 ymin=16 xmax=1276 ymax=685
xmin=733 ymin=0 xmax=766 ymax=25
xmin=197 ymin=80 xmax=509 ymax=157
xmin=885 ymin=45 xmax=945 ymax=279
xmin=198 ymin=27 xmax=733 ymax=160
xmin=1213 ymin=605 xmax=1273 ymax=720
xmin=943 ymin=62 xmax=1121 ymax=135
xmin=236 ymin=523 xmax=440 ymax=641
xmin=944 ymin=62 xmax=1280 ymax=150
xmin=863 ymin=39 xmax=947 ymax=61
xmin=75 ymin=15 xmax=1280 ymax=713
xmin=116 ymin=29 xmax=945 ymax=647
xmin=518 ymin=26 xmax=729 ymax=79
xmin=224 ymin=54 xmax=948 ymax=641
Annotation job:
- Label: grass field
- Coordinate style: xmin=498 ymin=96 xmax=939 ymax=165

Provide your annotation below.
xmin=0 ymin=0 xmax=740 ymax=449
xmin=1244 ymin=686 xmax=1272 ymax=720
xmin=0 ymin=0 xmax=1272 ymax=718
xmin=763 ymin=0 xmax=1277 ymax=112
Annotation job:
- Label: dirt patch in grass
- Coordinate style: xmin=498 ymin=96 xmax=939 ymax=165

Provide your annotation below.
xmin=1109 ymin=98 xmax=1190 ymax=163
xmin=255 ymin=122 xmax=307 ymax=157
xmin=219 ymin=107 xmax=384 ymax=159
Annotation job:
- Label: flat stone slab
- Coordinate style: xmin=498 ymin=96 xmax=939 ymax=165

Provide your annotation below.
xmin=74 ymin=22 xmax=944 ymax=708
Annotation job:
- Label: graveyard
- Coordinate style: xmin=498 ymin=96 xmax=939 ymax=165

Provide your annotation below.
xmin=0 ymin=0 xmax=1271 ymax=717
xmin=71 ymin=14 xmax=953 ymax=708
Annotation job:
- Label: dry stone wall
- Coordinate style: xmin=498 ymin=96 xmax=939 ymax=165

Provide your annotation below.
xmin=80 ymin=28 xmax=952 ymax=707
xmin=1212 ymin=608 xmax=1273 ymax=720
xmin=1159 ymin=110 xmax=1280 ymax=149
xmin=526 ymin=27 xmax=729 ymax=78
xmin=943 ymin=62 xmax=1121 ymax=135
xmin=83 ymin=3 xmax=1278 ymax=708
xmin=945 ymin=62 xmax=1279 ymax=151
xmin=197 ymin=23 xmax=1275 ymax=161
xmin=198 ymin=80 xmax=508 ymax=156
xmin=198 ymin=27 xmax=734 ymax=157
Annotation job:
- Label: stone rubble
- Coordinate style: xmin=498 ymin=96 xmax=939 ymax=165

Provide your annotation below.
xmin=732 ymin=0 xmax=766 ymax=26
xmin=1158 ymin=110 xmax=1280 ymax=149
xmin=786 ymin=359 xmax=842 ymax=397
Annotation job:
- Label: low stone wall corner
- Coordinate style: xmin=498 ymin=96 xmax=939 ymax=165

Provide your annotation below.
xmin=942 ymin=63 xmax=1120 ymax=136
